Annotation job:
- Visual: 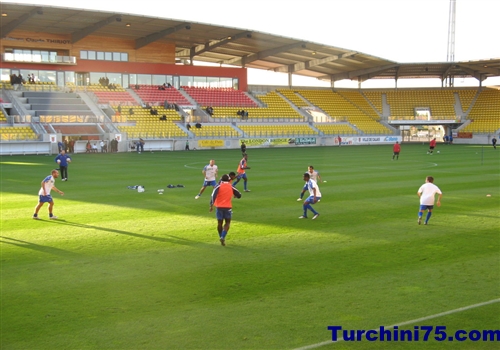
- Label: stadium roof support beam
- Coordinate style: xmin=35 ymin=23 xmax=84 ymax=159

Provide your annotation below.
xmin=188 ymin=31 xmax=252 ymax=61
xmin=71 ymin=14 xmax=122 ymax=43
xmin=457 ymin=65 xmax=486 ymax=81
xmin=223 ymin=41 xmax=307 ymax=66
xmin=272 ymin=51 xmax=358 ymax=73
xmin=135 ymin=23 xmax=191 ymax=49
xmin=176 ymin=31 xmax=252 ymax=61
xmin=459 ymin=63 xmax=500 ymax=77
xmin=441 ymin=64 xmax=454 ymax=82
xmin=1 ymin=7 xmax=43 ymax=38
xmin=322 ymin=63 xmax=399 ymax=82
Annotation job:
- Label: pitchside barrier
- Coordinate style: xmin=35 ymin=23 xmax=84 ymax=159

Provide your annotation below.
xmin=3 ymin=134 xmax=497 ymax=155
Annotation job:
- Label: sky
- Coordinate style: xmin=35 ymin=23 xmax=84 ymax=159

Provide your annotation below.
xmin=6 ymin=0 xmax=500 ymax=87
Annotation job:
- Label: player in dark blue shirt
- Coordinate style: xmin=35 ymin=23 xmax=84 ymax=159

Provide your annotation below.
xmin=54 ymin=150 xmax=71 ymax=181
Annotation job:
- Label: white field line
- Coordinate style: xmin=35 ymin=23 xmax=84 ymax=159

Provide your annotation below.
xmin=293 ymin=298 xmax=500 ymax=350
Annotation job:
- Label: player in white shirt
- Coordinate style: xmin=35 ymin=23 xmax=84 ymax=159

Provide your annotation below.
xmin=298 ymin=172 xmax=322 ymax=220
xmin=195 ymin=159 xmax=218 ymax=199
xmin=33 ymin=169 xmax=64 ymax=220
xmin=417 ymin=176 xmax=443 ymax=225
xmin=308 ymin=165 xmax=322 ymax=183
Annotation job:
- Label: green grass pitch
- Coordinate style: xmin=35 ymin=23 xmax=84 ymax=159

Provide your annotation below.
xmin=1 ymin=143 xmax=499 ymax=349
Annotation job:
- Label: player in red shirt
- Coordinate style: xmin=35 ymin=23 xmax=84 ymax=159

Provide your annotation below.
xmin=392 ymin=141 xmax=401 ymax=160
xmin=210 ymin=174 xmax=242 ymax=246
xmin=428 ymin=138 xmax=437 ymax=154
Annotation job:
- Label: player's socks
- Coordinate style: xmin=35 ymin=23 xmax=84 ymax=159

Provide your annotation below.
xmin=304 ymin=204 xmax=314 ymax=212
xmin=221 ymin=230 xmax=227 ymax=239
xmin=425 ymin=212 xmax=432 ymax=223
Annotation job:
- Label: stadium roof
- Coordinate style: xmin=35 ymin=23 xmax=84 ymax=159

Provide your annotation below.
xmin=1 ymin=3 xmax=500 ymax=84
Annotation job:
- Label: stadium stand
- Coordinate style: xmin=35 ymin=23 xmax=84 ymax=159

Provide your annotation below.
xmin=277 ymin=89 xmax=310 ymax=108
xmin=212 ymin=91 xmax=304 ymax=120
xmin=461 ymin=88 xmax=500 ymax=133
xmin=385 ymin=89 xmax=456 ymax=120
xmin=189 ymin=124 xmax=240 ymax=138
xmin=91 ymin=90 xmax=136 ymax=105
xmin=132 ymin=85 xmax=191 ymax=106
xmin=314 ymin=123 xmax=359 ymax=135
xmin=296 ymin=89 xmax=391 ymax=134
xmin=182 ymin=87 xmax=257 ymax=107
xmin=0 ymin=82 xmax=13 ymax=90
xmin=362 ymin=90 xmax=384 ymax=114
xmin=116 ymin=105 xmax=187 ymax=139
xmin=0 ymin=125 xmax=38 ymax=141
xmin=239 ymin=124 xmax=316 ymax=137
xmin=456 ymin=89 xmax=478 ymax=113
xmin=18 ymin=81 xmax=58 ymax=92
xmin=86 ymin=83 xmax=127 ymax=92
xmin=24 ymin=91 xmax=94 ymax=117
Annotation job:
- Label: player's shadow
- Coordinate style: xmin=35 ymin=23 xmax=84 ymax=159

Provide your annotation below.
xmin=0 ymin=236 xmax=78 ymax=257
xmin=46 ymin=220 xmax=206 ymax=247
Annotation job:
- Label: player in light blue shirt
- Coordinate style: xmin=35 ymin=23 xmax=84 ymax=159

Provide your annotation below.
xmin=298 ymin=172 xmax=322 ymax=220
xmin=195 ymin=159 xmax=218 ymax=199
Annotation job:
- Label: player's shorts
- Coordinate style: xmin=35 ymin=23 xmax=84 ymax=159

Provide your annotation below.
xmin=216 ymin=208 xmax=232 ymax=220
xmin=430 ymin=146 xmax=435 ymax=150
xmin=203 ymin=180 xmax=217 ymax=187
xmin=419 ymin=205 xmax=434 ymax=210
xmin=393 ymin=152 xmax=400 ymax=155
xmin=39 ymin=195 xmax=53 ymax=203
xmin=236 ymin=173 xmax=247 ymax=180
xmin=306 ymin=195 xmax=321 ymax=204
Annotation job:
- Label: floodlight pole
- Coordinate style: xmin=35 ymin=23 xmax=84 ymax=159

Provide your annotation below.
xmin=446 ymin=0 xmax=457 ymax=87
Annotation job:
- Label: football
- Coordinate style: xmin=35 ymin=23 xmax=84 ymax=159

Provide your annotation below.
xmin=437 ymin=151 xmax=440 ymax=154
xmin=57 ymin=159 xmax=61 ymax=163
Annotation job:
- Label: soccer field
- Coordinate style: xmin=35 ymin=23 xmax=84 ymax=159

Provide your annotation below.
xmin=1 ymin=144 xmax=499 ymax=349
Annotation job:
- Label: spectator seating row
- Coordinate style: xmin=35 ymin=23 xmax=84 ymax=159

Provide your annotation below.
xmin=209 ymin=91 xmax=304 ymax=120
xmin=239 ymin=124 xmax=316 ymax=137
xmin=296 ymin=89 xmax=393 ymax=134
xmin=86 ymin=84 xmax=127 ymax=92
xmin=93 ymin=91 xmax=136 ymax=105
xmin=277 ymin=89 xmax=310 ymax=107
xmin=116 ymin=105 xmax=186 ymax=139
xmin=385 ymin=90 xmax=456 ymax=119
xmin=39 ymin=115 xmax=86 ymax=123
xmin=0 ymin=126 xmax=38 ymax=140
xmin=182 ymin=86 xmax=257 ymax=107
xmin=462 ymin=89 xmax=500 ymax=133
xmin=189 ymin=125 xmax=240 ymax=138
xmin=132 ymin=85 xmax=191 ymax=105
xmin=314 ymin=123 xmax=359 ymax=135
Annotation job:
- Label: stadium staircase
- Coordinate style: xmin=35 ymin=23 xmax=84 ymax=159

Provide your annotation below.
xmin=274 ymin=90 xmax=315 ymax=122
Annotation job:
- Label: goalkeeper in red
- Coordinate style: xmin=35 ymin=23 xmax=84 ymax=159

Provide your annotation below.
xmin=210 ymin=174 xmax=242 ymax=246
